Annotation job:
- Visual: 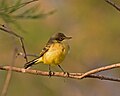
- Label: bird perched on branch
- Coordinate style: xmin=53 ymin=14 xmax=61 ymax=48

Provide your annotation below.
xmin=24 ymin=32 xmax=72 ymax=75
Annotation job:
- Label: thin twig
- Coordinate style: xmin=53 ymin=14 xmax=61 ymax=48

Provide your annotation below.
xmin=78 ymin=63 xmax=120 ymax=79
xmin=0 ymin=66 xmax=120 ymax=82
xmin=0 ymin=25 xmax=23 ymax=38
xmin=19 ymin=38 xmax=28 ymax=62
xmin=0 ymin=24 xmax=28 ymax=62
xmin=105 ymin=0 xmax=120 ymax=11
xmin=1 ymin=48 xmax=17 ymax=96
xmin=17 ymin=52 xmax=39 ymax=58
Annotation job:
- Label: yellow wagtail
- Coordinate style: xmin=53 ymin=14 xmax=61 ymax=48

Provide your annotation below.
xmin=24 ymin=32 xmax=72 ymax=74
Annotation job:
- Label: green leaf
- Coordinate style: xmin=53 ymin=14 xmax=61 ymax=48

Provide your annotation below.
xmin=8 ymin=0 xmax=22 ymax=13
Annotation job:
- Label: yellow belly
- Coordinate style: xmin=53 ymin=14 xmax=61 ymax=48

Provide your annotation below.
xmin=41 ymin=42 xmax=69 ymax=66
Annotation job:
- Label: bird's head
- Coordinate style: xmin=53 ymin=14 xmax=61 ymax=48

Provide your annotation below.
xmin=51 ymin=33 xmax=72 ymax=42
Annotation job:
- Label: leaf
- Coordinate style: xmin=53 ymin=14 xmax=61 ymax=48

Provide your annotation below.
xmin=8 ymin=0 xmax=22 ymax=13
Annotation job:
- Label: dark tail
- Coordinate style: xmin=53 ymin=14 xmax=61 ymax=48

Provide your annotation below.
xmin=24 ymin=58 xmax=39 ymax=69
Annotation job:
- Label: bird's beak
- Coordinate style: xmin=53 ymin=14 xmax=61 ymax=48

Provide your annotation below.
xmin=65 ymin=36 xmax=72 ymax=39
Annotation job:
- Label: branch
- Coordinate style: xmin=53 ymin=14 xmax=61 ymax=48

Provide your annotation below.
xmin=0 ymin=66 xmax=120 ymax=82
xmin=19 ymin=38 xmax=28 ymax=62
xmin=0 ymin=24 xmax=23 ymax=38
xmin=0 ymin=24 xmax=28 ymax=62
xmin=78 ymin=63 xmax=120 ymax=79
xmin=17 ymin=52 xmax=39 ymax=58
xmin=105 ymin=0 xmax=120 ymax=12
xmin=74 ymin=0 xmax=120 ymax=80
xmin=1 ymin=48 xmax=17 ymax=96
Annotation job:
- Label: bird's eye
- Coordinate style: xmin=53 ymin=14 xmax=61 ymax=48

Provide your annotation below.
xmin=59 ymin=37 xmax=63 ymax=41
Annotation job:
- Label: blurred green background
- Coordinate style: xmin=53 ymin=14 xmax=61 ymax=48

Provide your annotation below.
xmin=0 ymin=0 xmax=120 ymax=96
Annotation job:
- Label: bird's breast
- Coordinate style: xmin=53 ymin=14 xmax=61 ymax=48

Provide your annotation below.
xmin=42 ymin=42 xmax=69 ymax=65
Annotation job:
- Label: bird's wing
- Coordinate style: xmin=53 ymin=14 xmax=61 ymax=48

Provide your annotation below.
xmin=39 ymin=37 xmax=55 ymax=57
xmin=24 ymin=39 xmax=52 ymax=69
xmin=39 ymin=43 xmax=51 ymax=57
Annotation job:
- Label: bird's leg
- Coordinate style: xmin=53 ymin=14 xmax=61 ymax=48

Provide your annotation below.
xmin=48 ymin=65 xmax=52 ymax=77
xmin=58 ymin=65 xmax=69 ymax=77
xmin=58 ymin=65 xmax=65 ymax=72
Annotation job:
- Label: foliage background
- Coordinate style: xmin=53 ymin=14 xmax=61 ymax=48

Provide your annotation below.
xmin=0 ymin=0 xmax=120 ymax=96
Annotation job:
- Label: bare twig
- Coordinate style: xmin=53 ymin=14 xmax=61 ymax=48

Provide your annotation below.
xmin=0 ymin=25 xmax=23 ymax=38
xmin=0 ymin=66 xmax=120 ymax=82
xmin=19 ymin=38 xmax=28 ymax=62
xmin=0 ymin=24 xmax=28 ymax=62
xmin=17 ymin=52 xmax=39 ymax=58
xmin=78 ymin=63 xmax=120 ymax=79
xmin=1 ymin=48 xmax=17 ymax=96
xmin=105 ymin=0 xmax=120 ymax=11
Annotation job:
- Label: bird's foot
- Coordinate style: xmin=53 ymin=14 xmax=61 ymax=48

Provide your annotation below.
xmin=49 ymin=70 xmax=52 ymax=78
xmin=63 ymin=71 xmax=69 ymax=77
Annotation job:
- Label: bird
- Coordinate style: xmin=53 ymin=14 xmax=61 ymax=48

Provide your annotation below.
xmin=24 ymin=32 xmax=72 ymax=75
